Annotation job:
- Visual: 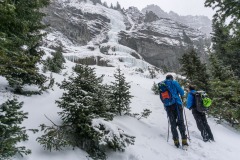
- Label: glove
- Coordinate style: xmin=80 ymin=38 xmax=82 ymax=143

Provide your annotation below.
xmin=181 ymin=96 xmax=184 ymax=102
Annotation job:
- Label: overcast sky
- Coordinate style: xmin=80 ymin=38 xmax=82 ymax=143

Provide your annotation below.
xmin=103 ymin=0 xmax=215 ymax=19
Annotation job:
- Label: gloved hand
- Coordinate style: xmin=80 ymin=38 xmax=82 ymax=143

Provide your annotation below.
xmin=181 ymin=96 xmax=184 ymax=102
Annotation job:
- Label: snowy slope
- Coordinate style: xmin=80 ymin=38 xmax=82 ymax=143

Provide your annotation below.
xmin=1 ymin=62 xmax=240 ymax=160
xmin=1 ymin=0 xmax=240 ymax=160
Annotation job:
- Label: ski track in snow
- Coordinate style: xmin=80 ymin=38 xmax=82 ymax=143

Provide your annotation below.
xmin=1 ymin=1 xmax=240 ymax=160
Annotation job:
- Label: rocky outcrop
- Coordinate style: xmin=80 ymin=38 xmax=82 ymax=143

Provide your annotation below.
xmin=119 ymin=31 xmax=185 ymax=71
xmin=142 ymin=4 xmax=212 ymax=36
xmin=144 ymin=11 xmax=160 ymax=23
xmin=42 ymin=0 xmax=210 ymax=72
xmin=120 ymin=7 xmax=210 ymax=71
xmin=42 ymin=0 xmax=110 ymax=45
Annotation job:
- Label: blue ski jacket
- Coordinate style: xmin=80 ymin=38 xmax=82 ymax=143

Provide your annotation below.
xmin=164 ymin=79 xmax=184 ymax=106
xmin=186 ymin=90 xmax=196 ymax=109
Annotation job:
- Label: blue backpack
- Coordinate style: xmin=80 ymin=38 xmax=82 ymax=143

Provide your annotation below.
xmin=158 ymin=81 xmax=176 ymax=107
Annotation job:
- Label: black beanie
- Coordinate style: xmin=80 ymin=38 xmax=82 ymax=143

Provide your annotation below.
xmin=166 ymin=74 xmax=173 ymax=80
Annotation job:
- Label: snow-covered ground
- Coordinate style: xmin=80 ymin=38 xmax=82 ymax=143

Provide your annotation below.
xmin=1 ymin=63 xmax=240 ymax=160
xmin=1 ymin=1 xmax=240 ymax=159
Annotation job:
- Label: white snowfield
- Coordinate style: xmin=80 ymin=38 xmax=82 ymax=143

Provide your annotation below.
xmin=1 ymin=65 xmax=240 ymax=160
xmin=1 ymin=0 xmax=240 ymax=160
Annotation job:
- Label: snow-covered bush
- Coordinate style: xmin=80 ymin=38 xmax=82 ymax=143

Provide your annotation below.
xmin=38 ymin=65 xmax=135 ymax=159
xmin=151 ymin=82 xmax=159 ymax=95
xmin=132 ymin=109 xmax=152 ymax=120
xmin=43 ymin=47 xmax=65 ymax=74
xmin=0 ymin=99 xmax=30 ymax=159
xmin=92 ymin=119 xmax=135 ymax=155
xmin=148 ymin=67 xmax=157 ymax=79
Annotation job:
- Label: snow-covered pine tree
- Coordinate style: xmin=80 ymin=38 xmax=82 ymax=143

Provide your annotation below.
xmin=103 ymin=2 xmax=108 ymax=8
xmin=208 ymin=54 xmax=240 ymax=126
xmin=109 ymin=68 xmax=133 ymax=116
xmin=0 ymin=99 xmax=30 ymax=159
xmin=38 ymin=65 xmax=135 ymax=159
xmin=90 ymin=0 xmax=102 ymax=5
xmin=148 ymin=67 xmax=157 ymax=79
xmin=151 ymin=82 xmax=159 ymax=95
xmin=179 ymin=49 xmax=209 ymax=91
xmin=116 ymin=1 xmax=121 ymax=10
xmin=43 ymin=46 xmax=65 ymax=74
xmin=205 ymin=0 xmax=240 ymax=78
xmin=0 ymin=0 xmax=49 ymax=94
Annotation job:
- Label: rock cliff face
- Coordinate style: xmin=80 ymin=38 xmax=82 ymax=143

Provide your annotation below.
xmin=42 ymin=0 xmax=110 ymax=45
xmin=42 ymin=0 xmax=210 ymax=72
xmin=119 ymin=7 xmax=210 ymax=71
xmin=142 ymin=4 xmax=212 ymax=36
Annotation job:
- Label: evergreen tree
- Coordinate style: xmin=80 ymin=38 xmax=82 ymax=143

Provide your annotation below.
xmin=208 ymin=54 xmax=240 ymax=126
xmin=210 ymin=18 xmax=240 ymax=77
xmin=226 ymin=32 xmax=240 ymax=77
xmin=109 ymin=68 xmax=133 ymax=116
xmin=0 ymin=0 xmax=49 ymax=93
xmin=103 ymin=2 xmax=108 ymax=8
xmin=148 ymin=67 xmax=157 ymax=79
xmin=91 ymin=0 xmax=102 ymax=5
xmin=182 ymin=30 xmax=193 ymax=47
xmin=0 ymin=99 xmax=30 ymax=159
xmin=151 ymin=82 xmax=159 ymax=95
xmin=116 ymin=1 xmax=121 ymax=10
xmin=205 ymin=0 xmax=239 ymax=37
xmin=205 ymin=0 xmax=240 ymax=77
xmin=110 ymin=3 xmax=113 ymax=9
xmin=208 ymin=54 xmax=233 ymax=81
xmin=211 ymin=19 xmax=230 ymax=59
xmin=179 ymin=49 xmax=209 ymax=91
xmin=43 ymin=46 xmax=65 ymax=73
xmin=38 ymin=65 xmax=135 ymax=159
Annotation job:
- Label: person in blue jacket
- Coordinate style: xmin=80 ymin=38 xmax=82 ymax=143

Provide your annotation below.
xmin=186 ymin=84 xmax=214 ymax=142
xmin=162 ymin=74 xmax=188 ymax=148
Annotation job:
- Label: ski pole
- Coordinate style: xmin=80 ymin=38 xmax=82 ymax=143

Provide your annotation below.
xmin=183 ymin=105 xmax=191 ymax=142
xmin=181 ymin=97 xmax=191 ymax=142
xmin=167 ymin=116 xmax=170 ymax=142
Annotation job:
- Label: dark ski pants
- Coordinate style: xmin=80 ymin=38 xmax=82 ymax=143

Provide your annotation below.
xmin=166 ymin=104 xmax=187 ymax=141
xmin=192 ymin=109 xmax=214 ymax=141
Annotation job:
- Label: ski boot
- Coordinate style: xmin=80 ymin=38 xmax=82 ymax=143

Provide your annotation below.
xmin=174 ymin=140 xmax=180 ymax=148
xmin=182 ymin=139 xmax=189 ymax=146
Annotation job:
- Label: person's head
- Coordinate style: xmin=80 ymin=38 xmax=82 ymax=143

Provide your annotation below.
xmin=188 ymin=84 xmax=195 ymax=91
xmin=166 ymin=74 xmax=173 ymax=80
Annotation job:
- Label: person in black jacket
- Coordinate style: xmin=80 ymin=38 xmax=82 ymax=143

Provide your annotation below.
xmin=186 ymin=85 xmax=214 ymax=142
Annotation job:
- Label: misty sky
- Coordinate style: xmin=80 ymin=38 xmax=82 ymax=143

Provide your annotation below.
xmin=103 ymin=0 xmax=215 ymax=19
